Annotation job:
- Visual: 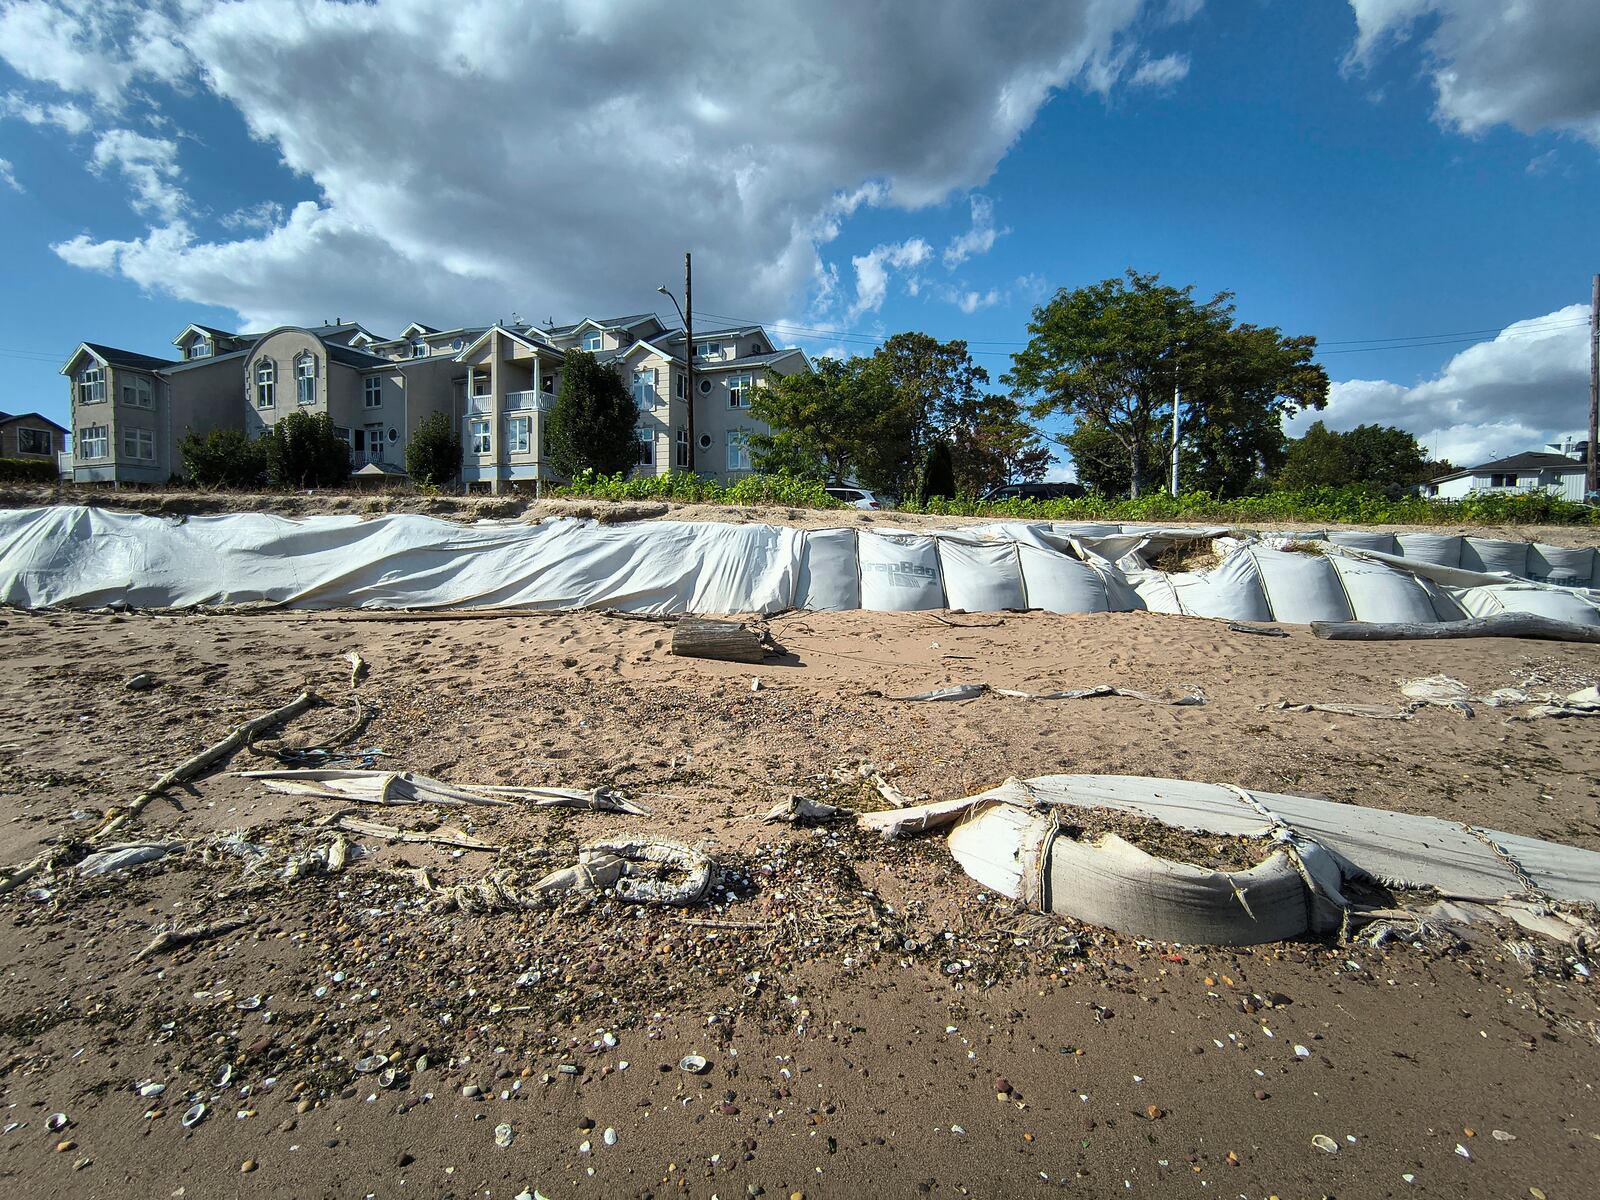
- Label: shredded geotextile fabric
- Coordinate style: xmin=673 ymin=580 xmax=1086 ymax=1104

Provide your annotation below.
xmin=874 ymin=775 xmax=1600 ymax=947
xmin=2 ymin=506 xmax=1597 ymax=624
xmin=422 ymin=839 xmax=717 ymax=914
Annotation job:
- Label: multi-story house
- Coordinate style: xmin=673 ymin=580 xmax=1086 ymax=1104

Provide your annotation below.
xmin=60 ymin=307 xmax=809 ymax=490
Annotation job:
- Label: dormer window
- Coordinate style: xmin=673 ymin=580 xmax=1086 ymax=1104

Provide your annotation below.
xmin=411 ymin=339 xmax=429 ymax=358
xmin=583 ymin=332 xmax=603 ymax=352
xmin=295 ymin=353 xmax=317 ymax=405
xmin=188 ymin=337 xmax=211 ymax=360
xmin=695 ymin=340 xmax=722 ymax=359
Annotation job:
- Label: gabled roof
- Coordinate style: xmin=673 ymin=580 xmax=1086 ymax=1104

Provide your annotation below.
xmin=453 ymin=325 xmax=563 ymax=363
xmin=62 ymin=343 xmax=178 ymax=375
xmin=401 ymin=322 xmax=440 ymax=337
xmin=325 ymin=343 xmax=394 ymax=369
xmin=1431 ymin=451 xmax=1586 ymax=483
xmin=171 ymin=322 xmax=254 ymax=346
xmin=163 ymin=348 xmax=250 ymax=374
xmin=693 ymin=347 xmax=811 ymax=373
xmin=666 ymin=324 xmax=769 ymax=343
xmin=0 ymin=410 xmax=68 ymax=434
xmin=552 ymin=313 xmax=663 ymax=339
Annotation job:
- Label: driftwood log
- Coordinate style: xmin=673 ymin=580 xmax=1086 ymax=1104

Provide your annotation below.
xmin=1311 ymin=613 xmax=1600 ymax=644
xmin=670 ymin=619 xmax=768 ymax=663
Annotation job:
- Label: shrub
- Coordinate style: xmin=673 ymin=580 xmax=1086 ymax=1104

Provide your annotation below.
xmin=0 ymin=457 xmax=58 ymax=483
xmin=178 ymin=427 xmax=267 ymax=488
xmin=264 ymin=411 xmax=350 ymax=489
xmin=554 ymin=469 xmax=841 ymax=508
xmin=545 ymin=351 xmax=638 ymax=479
xmin=405 ymin=412 xmax=461 ymax=487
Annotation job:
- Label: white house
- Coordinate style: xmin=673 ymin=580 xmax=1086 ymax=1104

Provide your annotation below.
xmin=1423 ymin=449 xmax=1589 ymax=501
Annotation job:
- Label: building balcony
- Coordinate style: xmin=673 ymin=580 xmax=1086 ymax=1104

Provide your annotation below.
xmin=505 ymin=389 xmax=556 ymax=412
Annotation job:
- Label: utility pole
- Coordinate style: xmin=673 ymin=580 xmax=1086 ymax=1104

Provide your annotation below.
xmin=1169 ymin=376 xmax=1181 ymax=497
xmin=1588 ymin=272 xmax=1598 ymax=497
xmin=685 ymin=252 xmax=695 ymax=476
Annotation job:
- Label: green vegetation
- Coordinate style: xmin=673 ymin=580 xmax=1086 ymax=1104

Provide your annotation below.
xmin=1274 ymin=420 xmax=1449 ymax=491
xmin=546 ymin=350 xmax=638 ymax=479
xmin=0 ymin=457 xmax=59 ymax=483
xmin=901 ymin=485 xmax=1595 ymax=525
xmin=750 ymin=333 xmax=1048 ymax=496
xmin=178 ymin=427 xmax=267 ymax=488
xmin=1006 ymin=270 xmax=1329 ymax=498
xmin=553 ymin=468 xmax=841 ymax=508
xmin=405 ymin=411 xmax=461 ymax=487
xmin=264 ymin=411 xmax=350 ymax=489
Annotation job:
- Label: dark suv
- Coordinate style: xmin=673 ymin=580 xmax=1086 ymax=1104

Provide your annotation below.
xmin=981 ymin=481 xmax=1085 ymax=502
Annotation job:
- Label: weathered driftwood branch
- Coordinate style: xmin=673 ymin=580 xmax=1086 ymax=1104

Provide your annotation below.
xmin=1311 ymin=613 xmax=1600 ymax=644
xmin=134 ymin=914 xmax=252 ymax=962
xmin=670 ymin=618 xmax=767 ymax=663
xmin=95 ymin=690 xmax=320 ymax=840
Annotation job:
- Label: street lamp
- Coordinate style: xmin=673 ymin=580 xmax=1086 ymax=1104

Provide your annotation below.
xmin=657 ymin=252 xmax=694 ymax=474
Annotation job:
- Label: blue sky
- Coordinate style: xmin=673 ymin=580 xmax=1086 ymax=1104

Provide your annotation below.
xmin=2 ymin=0 xmax=1597 ymax=471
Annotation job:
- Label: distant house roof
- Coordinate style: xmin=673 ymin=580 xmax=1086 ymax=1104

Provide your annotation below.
xmin=0 ymin=411 xmax=68 ymax=434
xmin=694 ymin=347 xmax=810 ymax=372
xmin=325 ymin=343 xmax=394 ymax=369
xmin=1430 ymin=451 xmax=1586 ymax=484
xmin=172 ymin=323 xmax=256 ymax=346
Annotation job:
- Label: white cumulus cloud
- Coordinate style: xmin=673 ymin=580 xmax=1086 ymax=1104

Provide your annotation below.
xmin=1347 ymin=0 xmax=1600 ymax=146
xmin=0 ymin=157 xmax=20 ymax=192
xmin=89 ymin=128 xmax=187 ymax=221
xmin=1287 ymin=305 xmax=1593 ymax=466
xmin=0 ymin=0 xmax=1197 ymax=334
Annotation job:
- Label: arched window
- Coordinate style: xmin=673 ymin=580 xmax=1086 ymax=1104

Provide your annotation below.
xmin=295 ymin=353 xmax=317 ymax=406
xmin=255 ymin=359 xmax=276 ymax=408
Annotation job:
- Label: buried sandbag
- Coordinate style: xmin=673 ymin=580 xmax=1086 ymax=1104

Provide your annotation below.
xmin=423 ymin=838 xmax=717 ymax=913
xmin=883 ymin=774 xmax=1600 ymax=946
xmin=77 ymin=841 xmax=181 ymax=877
xmin=237 ymin=769 xmax=649 ymax=814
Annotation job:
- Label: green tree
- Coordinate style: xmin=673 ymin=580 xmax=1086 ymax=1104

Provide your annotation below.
xmin=178 ymin=427 xmax=267 ymax=488
xmin=946 ymin=392 xmax=1052 ymax=495
xmin=1275 ymin=421 xmax=1444 ymax=490
xmin=405 ymin=411 xmax=462 ymax=487
xmin=749 ymin=356 xmax=910 ymax=492
xmin=545 ymin=350 xmax=638 ymax=479
xmin=264 ymin=411 xmax=350 ymax=489
xmin=914 ymin=440 xmax=956 ymax=505
xmin=1006 ymin=271 xmax=1328 ymax=497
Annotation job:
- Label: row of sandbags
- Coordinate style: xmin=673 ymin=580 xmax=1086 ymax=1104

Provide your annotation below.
xmin=796 ymin=528 xmax=1600 ymax=626
xmin=1052 ymin=523 xmax=1600 ymax=587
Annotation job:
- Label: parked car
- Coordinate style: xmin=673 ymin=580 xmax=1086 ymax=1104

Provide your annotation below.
xmin=825 ymin=484 xmax=883 ymax=509
xmin=981 ymin=481 xmax=1085 ymax=502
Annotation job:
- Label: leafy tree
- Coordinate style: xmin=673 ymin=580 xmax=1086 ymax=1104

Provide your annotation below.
xmin=750 ymin=356 xmax=910 ymax=491
xmin=1006 ymin=270 xmax=1329 ymax=497
xmin=405 ymin=411 xmax=462 ymax=487
xmin=752 ymin=335 xmax=1047 ymax=497
xmin=1275 ymin=421 xmax=1446 ymax=491
xmin=545 ymin=350 xmax=639 ymax=479
xmin=264 ymin=411 xmax=350 ymax=489
xmin=178 ymin=427 xmax=267 ymax=488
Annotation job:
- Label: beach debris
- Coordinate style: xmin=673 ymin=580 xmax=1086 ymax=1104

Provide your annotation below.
xmin=353 ymin=1054 xmax=388 ymax=1074
xmin=1401 ymin=675 xmax=1475 ymax=716
xmin=137 ymin=1081 xmax=166 ymax=1098
xmin=495 ymin=1122 xmax=515 ymax=1148
xmin=1266 ymin=700 xmax=1411 ymax=720
xmin=215 ymin=1064 xmax=233 ymax=1088
xmin=125 ymin=673 xmax=155 ymax=691
xmin=1312 ymin=612 xmax=1600 ymax=644
xmin=240 ymin=769 xmax=649 ymax=814
xmin=97 ymin=690 xmax=320 ymax=840
xmin=134 ymin=914 xmax=253 ymax=962
xmin=1226 ymin=621 xmax=1288 ymax=637
xmin=670 ymin=618 xmax=770 ymax=664
xmin=1311 ymin=1134 xmax=1338 ymax=1153
xmin=424 ymin=838 xmax=718 ymax=913
xmin=680 ymin=1055 xmax=709 ymax=1074
xmin=182 ymin=1103 xmax=208 ymax=1129
xmin=764 ymin=796 xmax=845 ymax=824
xmin=46 ymin=1114 xmax=69 ymax=1132
xmin=603 ymin=1127 xmax=618 ymax=1146
xmin=76 ymin=841 xmax=180 ymax=877
xmin=315 ymin=813 xmax=501 ymax=851
xmin=888 ymin=682 xmax=1204 ymax=705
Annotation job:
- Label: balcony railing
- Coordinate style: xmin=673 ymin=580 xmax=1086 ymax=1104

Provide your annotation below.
xmin=466 ymin=394 xmax=492 ymax=416
xmin=505 ymin=389 xmax=556 ymax=412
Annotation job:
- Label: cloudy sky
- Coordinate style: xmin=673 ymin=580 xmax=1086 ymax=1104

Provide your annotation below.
xmin=1 ymin=0 xmax=1597 ymax=470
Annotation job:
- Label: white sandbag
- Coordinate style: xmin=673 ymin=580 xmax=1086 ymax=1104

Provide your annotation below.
xmin=1452 ymin=584 xmax=1600 ymax=626
xmin=1125 ymin=568 xmax=1183 ymax=614
xmin=1330 ymin=555 xmax=1439 ymax=623
xmin=1016 ymin=544 xmax=1112 ymax=613
xmin=794 ymin=528 xmax=859 ymax=612
xmin=1324 ymin=530 xmax=1399 ymax=554
xmin=1419 ymin=577 xmax=1469 ymax=621
xmin=1394 ymin=532 xmax=1464 ymax=567
xmin=1528 ymin=544 xmax=1595 ymax=587
xmin=1460 ymin=537 xmax=1530 ymax=577
xmin=1052 ymin=522 xmax=1125 ymax=539
xmin=856 ymin=530 xmax=945 ymax=611
xmin=937 ymin=537 xmax=1026 ymax=612
xmin=1249 ymin=548 xmax=1352 ymax=624
xmin=1166 ymin=551 xmax=1272 ymax=621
